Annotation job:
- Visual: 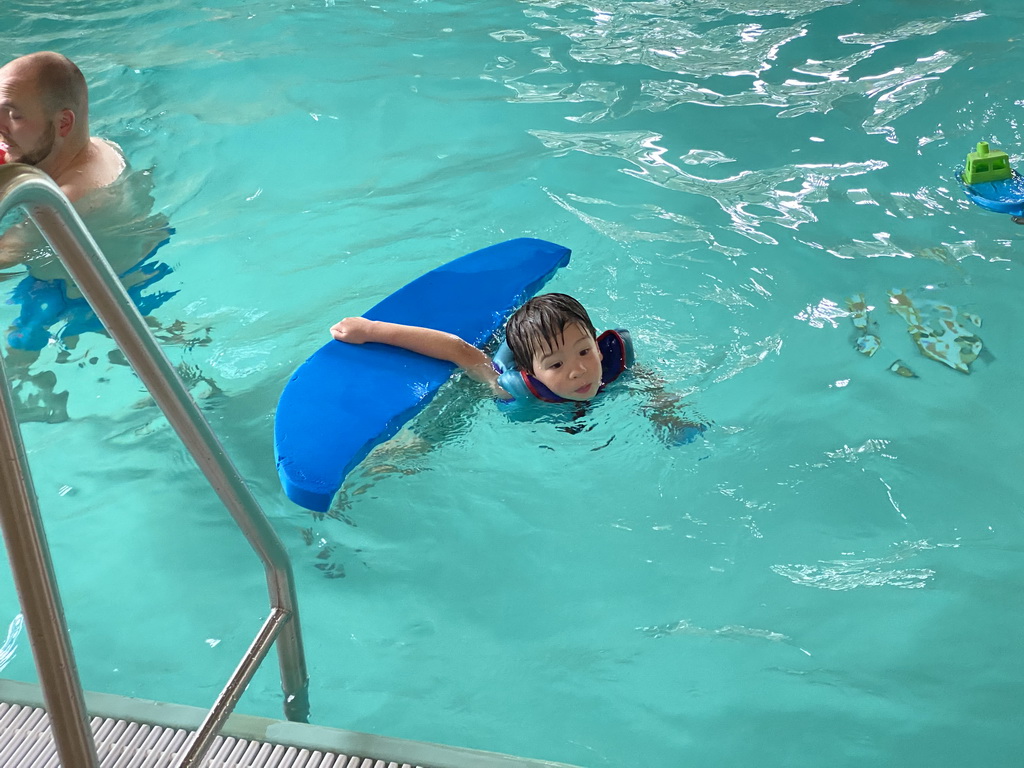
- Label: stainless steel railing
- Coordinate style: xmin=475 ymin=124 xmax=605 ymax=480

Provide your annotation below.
xmin=0 ymin=164 xmax=309 ymax=768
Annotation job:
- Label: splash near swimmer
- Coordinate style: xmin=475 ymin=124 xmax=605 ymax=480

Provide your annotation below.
xmin=959 ymin=141 xmax=1024 ymax=217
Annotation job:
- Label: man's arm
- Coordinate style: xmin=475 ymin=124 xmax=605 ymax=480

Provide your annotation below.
xmin=0 ymin=149 xmax=116 ymax=268
xmin=0 ymin=150 xmax=131 ymax=272
xmin=330 ymin=316 xmax=510 ymax=397
xmin=0 ymin=217 xmax=33 ymax=268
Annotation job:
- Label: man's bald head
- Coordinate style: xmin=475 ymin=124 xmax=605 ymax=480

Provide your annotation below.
xmin=0 ymin=51 xmax=124 ymax=202
xmin=3 ymin=51 xmax=88 ymax=117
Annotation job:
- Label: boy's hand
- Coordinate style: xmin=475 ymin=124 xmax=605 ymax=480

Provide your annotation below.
xmin=647 ymin=408 xmax=707 ymax=446
xmin=330 ymin=317 xmax=375 ymax=344
xmin=670 ymin=422 xmax=707 ymax=446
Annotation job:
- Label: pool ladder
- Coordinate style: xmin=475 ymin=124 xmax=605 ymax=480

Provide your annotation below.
xmin=0 ymin=164 xmax=310 ymax=767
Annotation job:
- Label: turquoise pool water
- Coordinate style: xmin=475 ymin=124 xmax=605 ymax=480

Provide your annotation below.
xmin=1 ymin=1 xmax=1023 ymax=766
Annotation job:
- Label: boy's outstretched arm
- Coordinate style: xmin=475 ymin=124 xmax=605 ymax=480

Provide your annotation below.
xmin=330 ymin=317 xmax=511 ymax=397
xmin=632 ymin=364 xmax=707 ymax=445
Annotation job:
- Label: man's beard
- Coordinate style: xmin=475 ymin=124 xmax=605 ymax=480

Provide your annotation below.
xmin=5 ymin=121 xmax=56 ymax=166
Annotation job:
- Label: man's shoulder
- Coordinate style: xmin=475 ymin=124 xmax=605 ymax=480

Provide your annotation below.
xmin=58 ymin=138 xmax=126 ymax=203
xmin=94 ymin=137 xmax=125 ymax=162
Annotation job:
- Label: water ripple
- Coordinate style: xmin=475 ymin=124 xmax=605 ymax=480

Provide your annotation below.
xmin=837 ymin=11 xmax=987 ymax=45
xmin=638 ymin=617 xmax=789 ymax=643
xmin=0 ymin=614 xmax=24 ymax=674
xmin=771 ymin=540 xmax=948 ymax=590
xmin=713 ymin=333 xmax=782 ymax=383
xmin=531 ymin=128 xmax=885 ymax=238
xmin=636 ymin=48 xmax=960 ymax=128
xmin=544 ymin=189 xmax=743 ymax=257
xmin=505 ymin=3 xmax=978 ymax=138
xmin=557 ymin=16 xmax=808 ymax=79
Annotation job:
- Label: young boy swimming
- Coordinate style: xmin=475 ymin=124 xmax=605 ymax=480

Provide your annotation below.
xmin=332 ymin=292 xmax=705 ymax=444
xmin=331 ymin=293 xmax=621 ymax=403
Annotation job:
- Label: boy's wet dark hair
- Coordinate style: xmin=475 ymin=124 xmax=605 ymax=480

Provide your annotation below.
xmin=505 ymin=293 xmax=597 ymax=372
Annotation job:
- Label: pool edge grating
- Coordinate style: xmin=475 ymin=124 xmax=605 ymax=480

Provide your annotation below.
xmin=0 ymin=679 xmax=584 ymax=768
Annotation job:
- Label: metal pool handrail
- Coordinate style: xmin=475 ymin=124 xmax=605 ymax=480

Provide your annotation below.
xmin=0 ymin=164 xmax=310 ymax=768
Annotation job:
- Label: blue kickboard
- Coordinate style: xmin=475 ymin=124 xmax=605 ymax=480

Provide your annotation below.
xmin=274 ymin=238 xmax=571 ymax=512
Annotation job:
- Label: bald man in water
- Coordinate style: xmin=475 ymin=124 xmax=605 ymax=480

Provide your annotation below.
xmin=0 ymin=51 xmax=125 ymax=206
xmin=0 ymin=53 xmax=183 ymax=421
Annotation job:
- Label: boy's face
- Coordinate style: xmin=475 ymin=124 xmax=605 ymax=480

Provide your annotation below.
xmin=529 ymin=322 xmax=603 ymax=401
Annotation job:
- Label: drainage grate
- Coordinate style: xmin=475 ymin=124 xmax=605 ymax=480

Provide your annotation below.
xmin=0 ymin=702 xmax=423 ymax=768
